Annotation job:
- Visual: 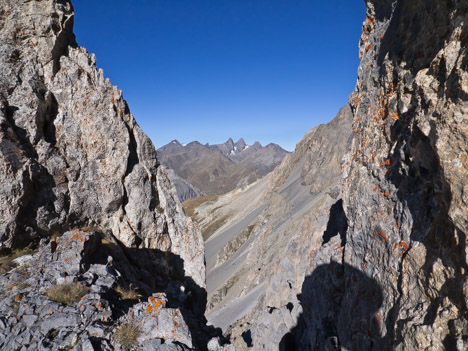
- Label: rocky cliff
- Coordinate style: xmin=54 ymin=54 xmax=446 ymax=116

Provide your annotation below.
xmin=0 ymin=1 xmax=232 ymax=350
xmin=192 ymin=1 xmax=468 ymax=350
xmin=337 ymin=1 xmax=468 ymax=349
xmin=0 ymin=0 xmax=204 ymax=286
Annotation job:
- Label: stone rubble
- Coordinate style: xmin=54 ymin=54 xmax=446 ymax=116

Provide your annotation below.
xmin=0 ymin=230 xmax=232 ymax=350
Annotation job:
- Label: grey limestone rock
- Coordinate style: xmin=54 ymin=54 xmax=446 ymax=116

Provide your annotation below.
xmin=337 ymin=1 xmax=468 ymax=350
xmin=0 ymin=0 xmax=204 ymax=290
xmin=0 ymin=0 xmax=231 ymax=349
xmin=0 ymin=230 xmax=216 ymax=350
xmin=256 ymin=1 xmax=468 ymax=350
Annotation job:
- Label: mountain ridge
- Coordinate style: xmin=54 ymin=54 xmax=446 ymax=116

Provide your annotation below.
xmin=157 ymin=138 xmax=289 ymax=197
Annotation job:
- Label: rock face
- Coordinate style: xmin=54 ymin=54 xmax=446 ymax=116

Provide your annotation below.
xmin=191 ymin=106 xmax=352 ymax=347
xmin=193 ymin=1 xmax=468 ymax=350
xmin=336 ymin=1 xmax=468 ymax=349
xmin=0 ymin=0 xmax=229 ymax=349
xmin=0 ymin=0 xmax=204 ymax=289
xmin=157 ymin=139 xmax=289 ymax=196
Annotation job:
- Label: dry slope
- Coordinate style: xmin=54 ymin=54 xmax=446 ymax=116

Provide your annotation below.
xmin=192 ymin=106 xmax=352 ymax=348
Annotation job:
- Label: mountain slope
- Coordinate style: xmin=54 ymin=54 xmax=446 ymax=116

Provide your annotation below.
xmin=157 ymin=139 xmax=289 ymax=196
xmin=165 ymin=168 xmax=205 ymax=202
xmin=190 ymin=106 xmax=352 ymax=345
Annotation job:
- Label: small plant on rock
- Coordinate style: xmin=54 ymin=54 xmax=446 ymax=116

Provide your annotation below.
xmin=0 ymin=256 xmax=17 ymax=274
xmin=0 ymin=248 xmax=34 ymax=274
xmin=46 ymin=282 xmax=88 ymax=305
xmin=115 ymin=322 xmax=141 ymax=349
xmin=114 ymin=284 xmax=141 ymax=301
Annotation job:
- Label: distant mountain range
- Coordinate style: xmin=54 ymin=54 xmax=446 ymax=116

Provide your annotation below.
xmin=157 ymin=138 xmax=289 ymax=199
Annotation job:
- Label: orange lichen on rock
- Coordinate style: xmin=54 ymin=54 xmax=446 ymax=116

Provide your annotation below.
xmin=376 ymin=313 xmax=381 ymax=328
xmin=381 ymin=159 xmax=391 ymax=166
xmin=380 ymin=107 xmax=386 ymax=118
xmin=391 ymin=112 xmax=399 ymax=120
xmin=153 ymin=300 xmax=163 ymax=312
xmin=384 ymin=190 xmax=389 ymax=197
xmin=145 ymin=295 xmax=166 ymax=316
xmin=309 ymin=250 xmax=316 ymax=260
xmin=374 ymin=229 xmax=389 ymax=244
xmin=392 ymin=241 xmax=410 ymax=256
xmin=355 ymin=94 xmax=361 ymax=106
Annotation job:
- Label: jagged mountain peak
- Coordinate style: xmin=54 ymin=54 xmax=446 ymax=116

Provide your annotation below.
xmin=157 ymin=138 xmax=289 ymax=197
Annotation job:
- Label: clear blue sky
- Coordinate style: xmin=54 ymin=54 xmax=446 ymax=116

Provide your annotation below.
xmin=74 ymin=1 xmax=365 ymax=151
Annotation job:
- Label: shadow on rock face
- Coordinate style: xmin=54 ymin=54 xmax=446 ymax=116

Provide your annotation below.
xmin=382 ymin=43 xmax=468 ymax=347
xmin=279 ymin=262 xmax=383 ymax=351
xmin=322 ymin=199 xmax=347 ymax=247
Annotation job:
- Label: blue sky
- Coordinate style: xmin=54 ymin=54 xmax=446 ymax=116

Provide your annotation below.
xmin=74 ymin=1 xmax=365 ymax=151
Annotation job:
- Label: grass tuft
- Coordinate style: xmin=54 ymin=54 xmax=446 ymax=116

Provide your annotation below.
xmin=0 ymin=248 xmax=34 ymax=274
xmin=114 ymin=284 xmax=141 ymax=301
xmin=115 ymin=322 xmax=141 ymax=349
xmin=0 ymin=256 xmax=17 ymax=274
xmin=46 ymin=282 xmax=88 ymax=305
